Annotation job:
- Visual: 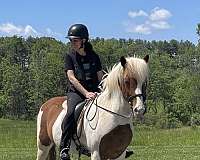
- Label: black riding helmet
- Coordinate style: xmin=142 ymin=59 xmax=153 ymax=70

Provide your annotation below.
xmin=67 ymin=24 xmax=89 ymax=39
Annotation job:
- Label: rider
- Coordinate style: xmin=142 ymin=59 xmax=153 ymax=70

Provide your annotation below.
xmin=60 ymin=24 xmax=103 ymax=160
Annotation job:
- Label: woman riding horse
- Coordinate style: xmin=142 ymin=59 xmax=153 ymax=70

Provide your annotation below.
xmin=36 ymin=55 xmax=149 ymax=160
xmin=61 ymin=24 xmax=103 ymax=160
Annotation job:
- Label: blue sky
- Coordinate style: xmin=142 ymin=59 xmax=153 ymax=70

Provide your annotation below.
xmin=0 ymin=0 xmax=200 ymax=44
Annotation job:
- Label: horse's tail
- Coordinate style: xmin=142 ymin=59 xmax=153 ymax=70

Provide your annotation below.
xmin=48 ymin=145 xmax=56 ymax=160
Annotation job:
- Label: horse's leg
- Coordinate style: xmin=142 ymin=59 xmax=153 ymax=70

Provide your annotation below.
xmin=91 ymin=151 xmax=101 ymax=160
xmin=48 ymin=145 xmax=56 ymax=160
xmin=36 ymin=139 xmax=54 ymax=160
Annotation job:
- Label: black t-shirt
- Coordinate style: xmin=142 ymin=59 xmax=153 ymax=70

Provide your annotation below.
xmin=64 ymin=51 xmax=102 ymax=92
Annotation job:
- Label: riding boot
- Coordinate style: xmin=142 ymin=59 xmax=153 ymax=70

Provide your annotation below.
xmin=60 ymin=139 xmax=71 ymax=160
xmin=60 ymin=114 xmax=76 ymax=160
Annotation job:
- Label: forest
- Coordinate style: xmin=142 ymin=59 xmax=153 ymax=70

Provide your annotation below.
xmin=0 ymin=25 xmax=200 ymax=128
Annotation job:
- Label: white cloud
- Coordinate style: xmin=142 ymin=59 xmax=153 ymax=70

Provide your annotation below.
xmin=128 ymin=10 xmax=148 ymax=18
xmin=125 ymin=22 xmax=151 ymax=35
xmin=46 ymin=28 xmax=52 ymax=35
xmin=24 ymin=25 xmax=38 ymax=36
xmin=150 ymin=21 xmax=171 ymax=29
xmin=124 ymin=7 xmax=172 ymax=35
xmin=134 ymin=24 xmax=151 ymax=34
xmin=0 ymin=23 xmax=22 ymax=34
xmin=0 ymin=22 xmax=63 ymax=40
xmin=45 ymin=28 xmax=62 ymax=38
xmin=0 ymin=23 xmax=39 ymax=37
xmin=149 ymin=7 xmax=172 ymax=21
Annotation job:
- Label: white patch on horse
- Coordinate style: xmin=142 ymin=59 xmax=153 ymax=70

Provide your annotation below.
xmin=52 ymin=104 xmax=67 ymax=146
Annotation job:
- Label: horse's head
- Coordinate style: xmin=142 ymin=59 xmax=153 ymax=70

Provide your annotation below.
xmin=119 ymin=55 xmax=149 ymax=118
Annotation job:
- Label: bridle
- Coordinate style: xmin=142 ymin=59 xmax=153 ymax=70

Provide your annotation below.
xmin=126 ymin=93 xmax=143 ymax=104
xmin=118 ymin=76 xmax=147 ymax=113
xmin=124 ymin=93 xmax=146 ymax=114
xmin=94 ymin=94 xmax=134 ymax=119
xmin=85 ymin=81 xmax=147 ymax=130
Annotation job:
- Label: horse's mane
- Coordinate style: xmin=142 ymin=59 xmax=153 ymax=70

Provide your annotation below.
xmin=101 ymin=56 xmax=148 ymax=99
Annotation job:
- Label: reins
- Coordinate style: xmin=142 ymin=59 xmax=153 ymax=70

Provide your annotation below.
xmin=86 ymin=93 xmax=133 ymax=123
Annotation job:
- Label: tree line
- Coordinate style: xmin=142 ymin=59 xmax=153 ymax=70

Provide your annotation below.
xmin=0 ymin=31 xmax=199 ymax=128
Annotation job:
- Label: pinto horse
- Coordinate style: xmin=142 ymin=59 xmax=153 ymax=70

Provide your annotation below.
xmin=36 ymin=55 xmax=149 ymax=160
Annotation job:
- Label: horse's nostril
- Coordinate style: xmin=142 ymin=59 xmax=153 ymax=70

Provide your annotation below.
xmin=134 ymin=108 xmax=138 ymax=112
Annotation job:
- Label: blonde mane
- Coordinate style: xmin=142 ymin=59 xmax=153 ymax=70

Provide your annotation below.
xmin=101 ymin=56 xmax=149 ymax=99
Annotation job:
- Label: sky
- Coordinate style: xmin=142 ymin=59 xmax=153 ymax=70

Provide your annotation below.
xmin=0 ymin=0 xmax=200 ymax=44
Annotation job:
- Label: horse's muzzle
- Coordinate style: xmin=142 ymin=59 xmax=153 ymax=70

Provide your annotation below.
xmin=133 ymin=105 xmax=146 ymax=118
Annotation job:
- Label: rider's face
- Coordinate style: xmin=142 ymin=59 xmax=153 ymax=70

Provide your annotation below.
xmin=70 ymin=38 xmax=83 ymax=50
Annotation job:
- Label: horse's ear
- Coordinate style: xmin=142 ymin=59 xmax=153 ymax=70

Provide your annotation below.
xmin=144 ymin=55 xmax=149 ymax=63
xmin=120 ymin=56 xmax=127 ymax=68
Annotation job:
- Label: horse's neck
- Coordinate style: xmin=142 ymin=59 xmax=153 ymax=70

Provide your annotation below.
xmin=97 ymin=91 xmax=130 ymax=115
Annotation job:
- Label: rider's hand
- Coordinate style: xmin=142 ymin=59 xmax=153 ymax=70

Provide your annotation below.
xmin=85 ymin=92 xmax=96 ymax=100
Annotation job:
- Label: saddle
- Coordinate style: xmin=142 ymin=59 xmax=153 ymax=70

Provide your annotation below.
xmin=68 ymin=100 xmax=92 ymax=157
xmin=74 ymin=101 xmax=87 ymax=122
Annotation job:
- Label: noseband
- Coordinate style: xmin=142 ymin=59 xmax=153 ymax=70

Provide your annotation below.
xmin=126 ymin=94 xmax=143 ymax=103
xmin=125 ymin=93 xmax=147 ymax=114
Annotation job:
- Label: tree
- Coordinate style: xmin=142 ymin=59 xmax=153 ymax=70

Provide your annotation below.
xmin=196 ymin=23 xmax=200 ymax=40
xmin=27 ymin=37 xmax=67 ymax=117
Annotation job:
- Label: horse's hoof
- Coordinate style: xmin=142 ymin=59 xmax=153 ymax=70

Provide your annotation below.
xmin=125 ymin=150 xmax=134 ymax=158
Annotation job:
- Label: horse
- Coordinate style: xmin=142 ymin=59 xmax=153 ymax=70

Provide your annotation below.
xmin=36 ymin=55 xmax=149 ymax=160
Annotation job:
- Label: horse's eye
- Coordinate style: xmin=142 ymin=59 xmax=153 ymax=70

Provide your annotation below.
xmin=124 ymin=79 xmax=129 ymax=84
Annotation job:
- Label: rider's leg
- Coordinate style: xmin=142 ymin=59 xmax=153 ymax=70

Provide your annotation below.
xmin=60 ymin=92 xmax=84 ymax=160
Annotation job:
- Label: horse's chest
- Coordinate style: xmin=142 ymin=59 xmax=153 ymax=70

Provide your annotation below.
xmin=99 ymin=124 xmax=132 ymax=160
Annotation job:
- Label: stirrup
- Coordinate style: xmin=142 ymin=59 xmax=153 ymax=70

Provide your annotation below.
xmin=60 ymin=148 xmax=70 ymax=160
xmin=60 ymin=147 xmax=70 ymax=154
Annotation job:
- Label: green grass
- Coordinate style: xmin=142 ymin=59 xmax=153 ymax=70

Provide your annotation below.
xmin=1 ymin=119 xmax=200 ymax=160
xmin=0 ymin=119 xmax=36 ymax=160
xmin=130 ymin=126 xmax=200 ymax=160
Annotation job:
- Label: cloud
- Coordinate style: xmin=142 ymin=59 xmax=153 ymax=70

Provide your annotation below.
xmin=46 ymin=28 xmax=52 ymax=35
xmin=45 ymin=28 xmax=62 ymax=37
xmin=124 ymin=7 xmax=172 ymax=35
xmin=125 ymin=22 xmax=151 ymax=35
xmin=134 ymin=24 xmax=151 ymax=35
xmin=0 ymin=23 xmax=22 ymax=34
xmin=150 ymin=21 xmax=171 ymax=29
xmin=149 ymin=7 xmax=172 ymax=21
xmin=0 ymin=23 xmax=63 ymax=40
xmin=0 ymin=23 xmax=39 ymax=37
xmin=24 ymin=25 xmax=38 ymax=36
xmin=128 ymin=10 xmax=148 ymax=18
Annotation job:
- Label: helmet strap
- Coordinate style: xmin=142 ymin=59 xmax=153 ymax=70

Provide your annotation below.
xmin=79 ymin=41 xmax=84 ymax=49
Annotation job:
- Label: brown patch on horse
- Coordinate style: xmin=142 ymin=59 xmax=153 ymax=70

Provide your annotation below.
xmin=120 ymin=67 xmax=137 ymax=98
xmin=99 ymin=124 xmax=133 ymax=160
xmin=39 ymin=96 xmax=67 ymax=146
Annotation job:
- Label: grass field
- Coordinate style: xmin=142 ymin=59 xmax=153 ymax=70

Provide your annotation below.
xmin=1 ymin=119 xmax=200 ymax=160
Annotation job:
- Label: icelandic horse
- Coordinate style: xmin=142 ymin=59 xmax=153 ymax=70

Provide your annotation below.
xmin=36 ymin=55 xmax=149 ymax=160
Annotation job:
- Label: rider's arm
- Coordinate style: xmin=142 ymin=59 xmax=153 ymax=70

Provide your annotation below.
xmin=66 ymin=70 xmax=88 ymax=97
xmin=97 ymin=70 xmax=103 ymax=82
xmin=95 ymin=54 xmax=103 ymax=83
xmin=66 ymin=70 xmax=95 ymax=99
